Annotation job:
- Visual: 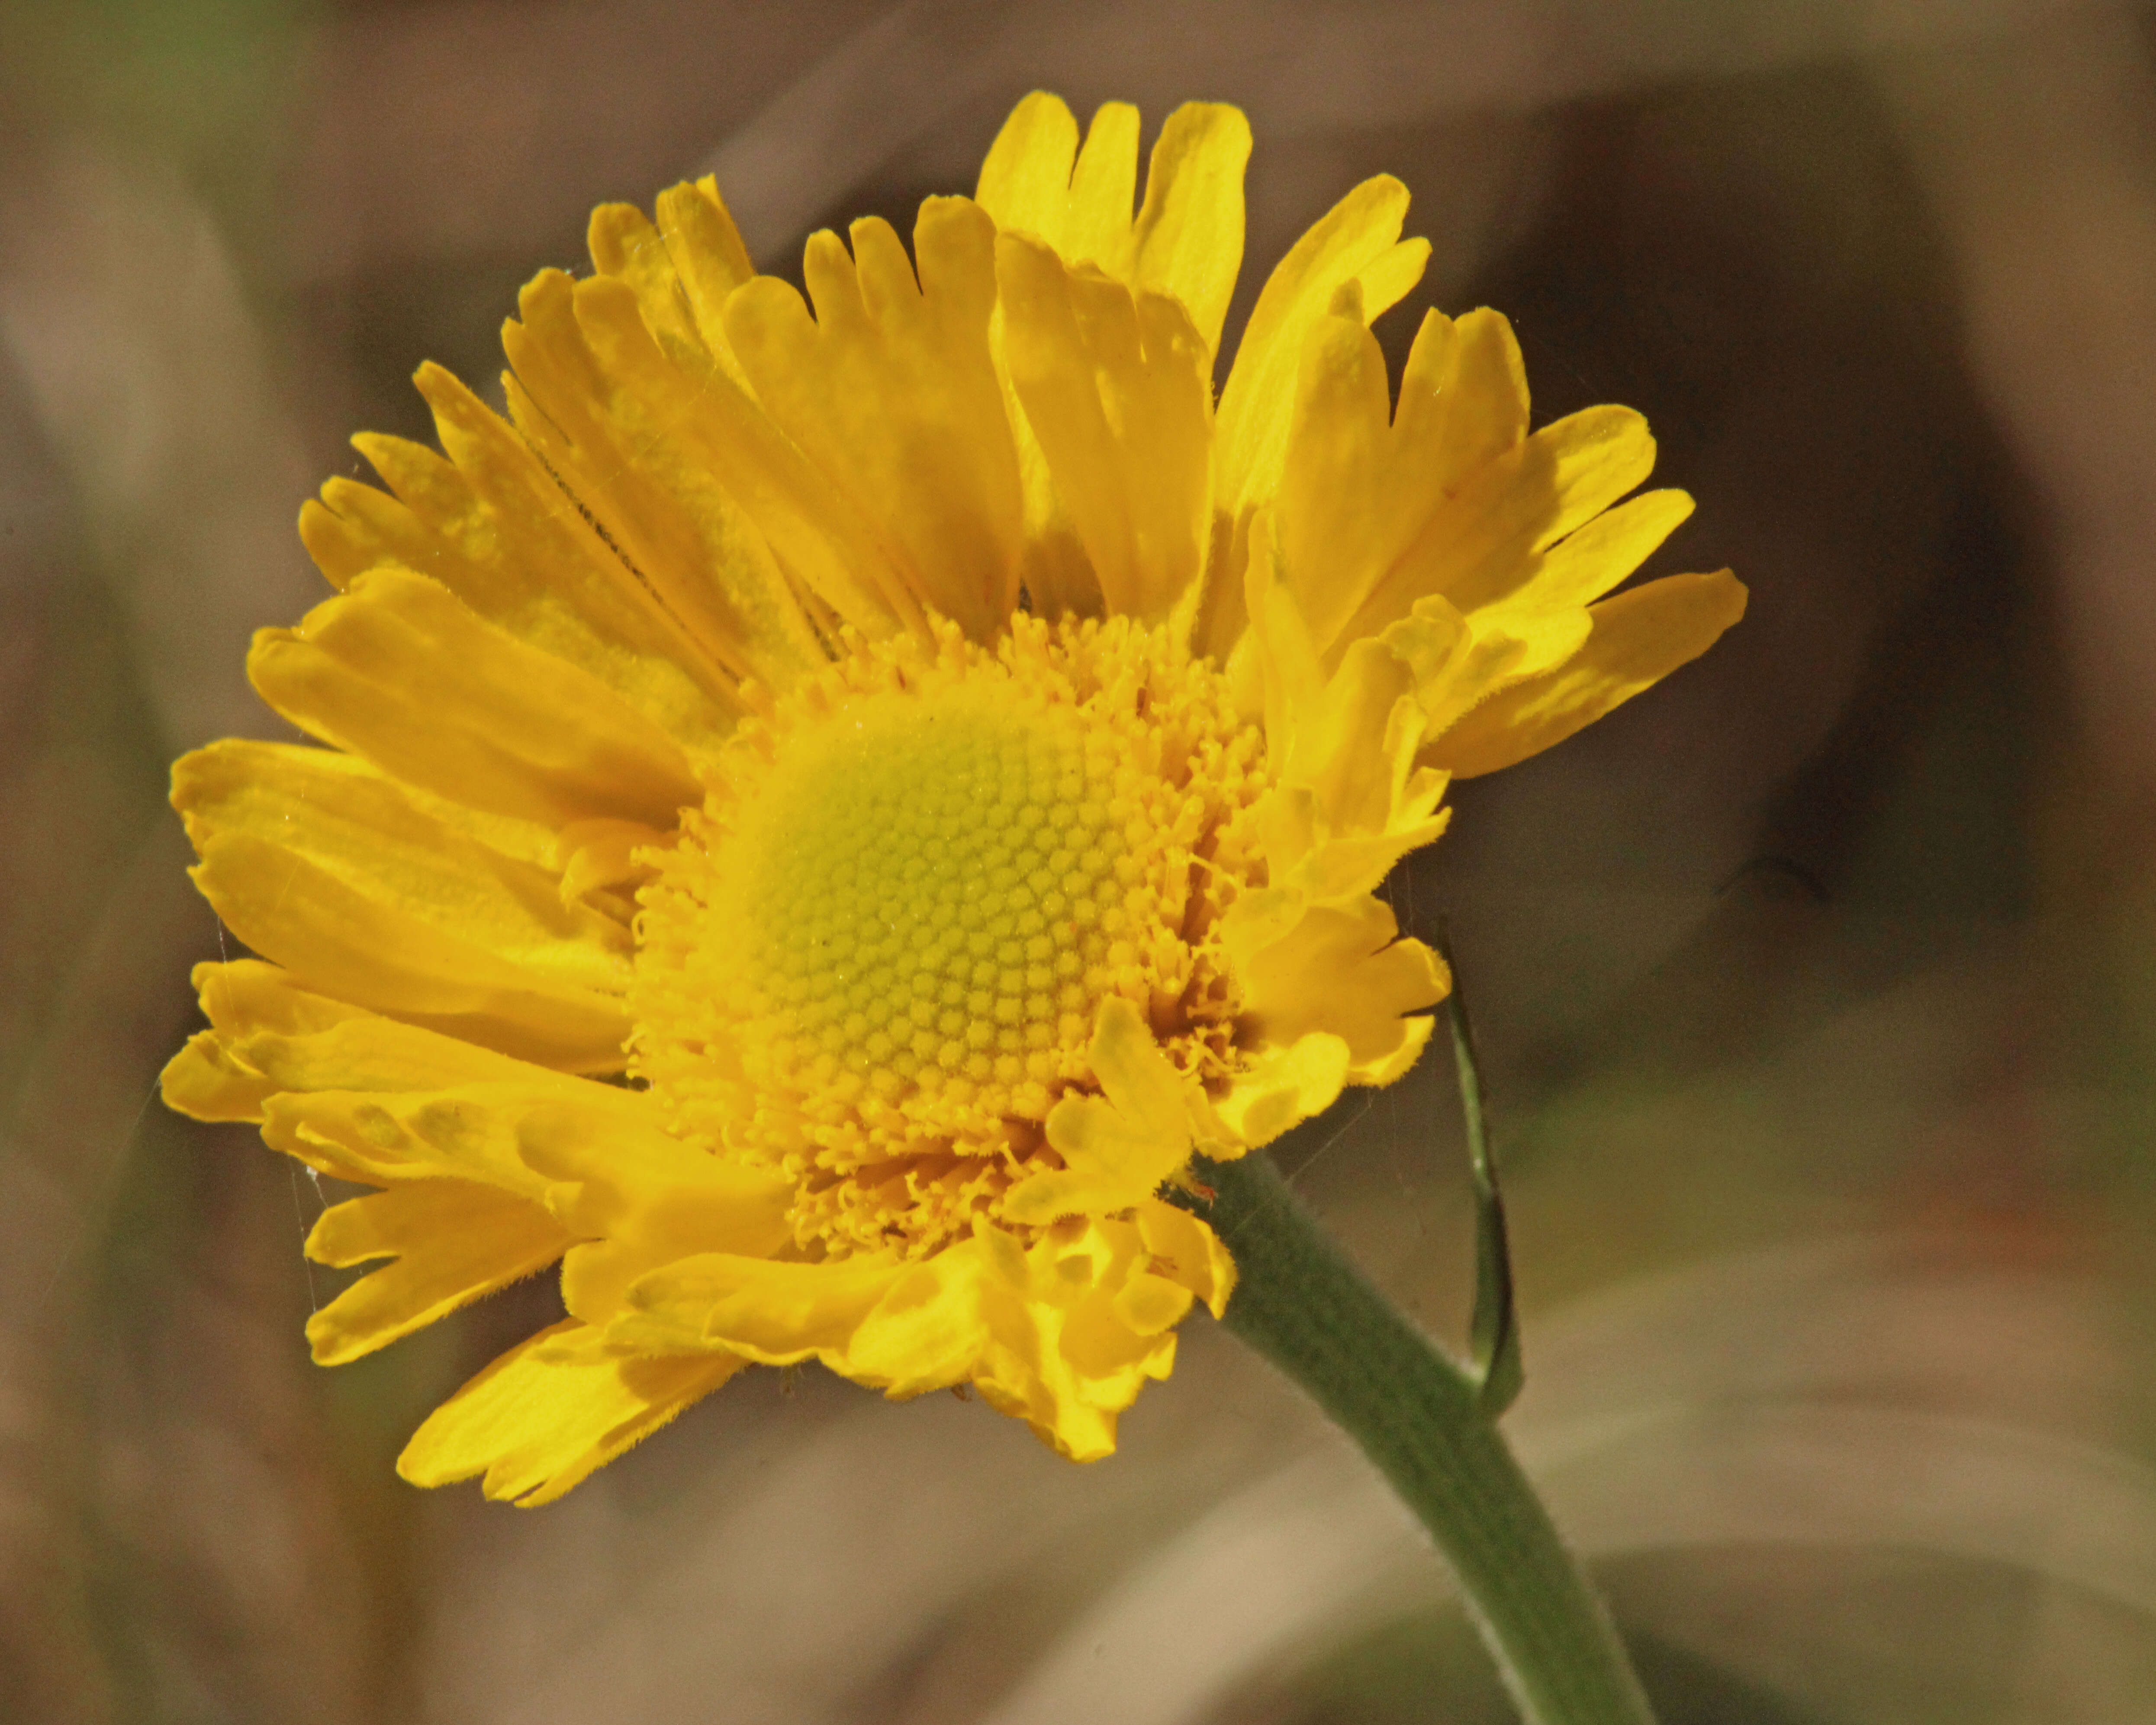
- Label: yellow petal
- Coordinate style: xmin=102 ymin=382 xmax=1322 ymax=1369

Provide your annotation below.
xmin=839 ymin=1242 xmax=1000 ymax=1397
xmin=521 ymin=1103 xmax=794 ymax=1326
xmin=162 ymin=962 xmax=586 ymax=1134
xmin=622 ymin=1217 xmax=1194 ymax=1465
xmin=1110 ymin=1269 xmax=1192 ymax=1339
xmin=554 ymin=817 xmax=667 ymax=909
xmin=976 ymin=91 xmax=1084 ymax=247
xmin=1010 ymin=998 xmax=1206 ymax=1223
xmin=997 ymin=235 xmax=1212 ymax=622
xmin=522 ymin=1107 xmax=789 ymax=1245
xmin=1243 ymin=539 xmax=1458 ymax=898
xmin=1430 ymin=570 xmax=1747 ymax=778
xmin=586 ymin=200 xmax=711 ymax=378
xmin=493 ymin=241 xmax=920 ymax=644
xmin=1240 ymin=510 xmax=1323 ymax=761
xmin=1276 ymin=306 xmax=1535 ymax=660
xmin=177 ymin=740 xmax=630 ymax=975
xmin=161 ymin=959 xmax=370 ymax=1121
xmin=855 ymin=1220 xmax=1180 ymax=1461
xmin=1404 ymin=600 xmax=1595 ymax=742
xmin=1134 ymin=1197 xmax=1237 ymax=1317
xmin=1215 ymin=177 xmax=1430 ymax=523
xmin=261 ymin=1078 xmax=637 ymax=1193
xmin=248 ymin=566 xmax=702 ymax=832
xmin=981 ymin=112 xmax=1108 ymax=622
xmin=231 ymin=1016 xmax=549 ymax=1095
xmin=398 ymin=1320 xmax=744 ymax=1507
xmin=1124 ymin=101 xmax=1252 ymax=360
xmin=982 ymin=103 xmax=1214 ymax=624
xmin=985 ymin=100 xmax=1235 ymax=623
xmin=624 ymin=1239 xmax=964 ymax=1396
xmin=303 ymin=1179 xmax=575 ymax=1365
xmin=588 ymin=181 xmax=756 ymax=391
xmin=979 ymin=95 xmax=1250 ymax=362
xmin=653 ymin=177 xmax=758 ymax=373
xmin=173 ymin=738 xmax=636 ymax=1075
xmin=1064 ymin=102 xmax=1141 ymax=267
xmin=602 ymin=383 xmax=905 ymax=644
xmin=196 ymin=959 xmax=371 ymax=1037
xmin=1319 ymin=644 xmax=1445 ymax=837
xmin=1490 ymin=486 xmax=1695 ymax=615
xmin=1397 ymin=306 xmax=1529 ymax=499
xmin=614 ymin=1252 xmax=907 ymax=1364
xmin=1284 ymin=638 xmax=1445 ymax=840
xmin=982 ymin=1220 xmax=1181 ymax=1459
xmin=726 ymin=199 xmax=1022 ymax=640
xmin=505 ymin=269 xmax=830 ymax=689
xmin=160 ymin=1032 xmax=277 ymax=1123
xmin=1336 ymin=403 xmax=1658 ymax=644
xmin=1273 ymin=306 xmax=1407 ymax=653
xmin=302 ymin=365 xmax=736 ymax=756
xmin=187 ymin=829 xmax=630 ymax=1072
xmin=1006 ymin=411 xmax=1099 ymax=620
xmin=1211 ymin=1031 xmax=1353 ymax=1149
xmin=1228 ymin=893 xmax=1445 ymax=1083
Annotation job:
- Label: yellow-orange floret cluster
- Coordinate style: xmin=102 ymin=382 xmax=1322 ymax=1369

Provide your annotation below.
xmin=631 ymin=612 xmax=1273 ymax=1260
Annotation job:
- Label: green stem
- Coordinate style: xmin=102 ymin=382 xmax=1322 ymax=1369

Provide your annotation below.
xmin=1183 ymin=1151 xmax=1656 ymax=1725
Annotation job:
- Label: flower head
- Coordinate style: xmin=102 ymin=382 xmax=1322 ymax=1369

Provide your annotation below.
xmin=162 ymin=93 xmax=1743 ymax=1504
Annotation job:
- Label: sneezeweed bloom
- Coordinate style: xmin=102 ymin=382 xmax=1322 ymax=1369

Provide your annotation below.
xmin=163 ymin=92 xmax=1743 ymax=1506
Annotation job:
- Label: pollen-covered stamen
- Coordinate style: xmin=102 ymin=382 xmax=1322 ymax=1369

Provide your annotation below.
xmin=632 ymin=613 xmax=1271 ymax=1260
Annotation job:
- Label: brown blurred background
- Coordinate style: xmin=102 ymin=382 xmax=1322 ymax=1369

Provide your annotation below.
xmin=4 ymin=1 xmax=2156 ymax=1720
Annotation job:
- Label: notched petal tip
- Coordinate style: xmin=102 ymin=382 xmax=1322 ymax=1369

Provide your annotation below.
xmin=1430 ymin=566 xmax=1747 ymax=778
xmin=396 ymin=1320 xmax=744 ymax=1506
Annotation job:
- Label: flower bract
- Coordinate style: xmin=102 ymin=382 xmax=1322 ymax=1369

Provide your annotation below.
xmin=162 ymin=91 xmax=1744 ymax=1504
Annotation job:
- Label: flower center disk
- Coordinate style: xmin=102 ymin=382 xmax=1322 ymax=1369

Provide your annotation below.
xmin=633 ymin=615 xmax=1271 ymax=1260
xmin=742 ymin=685 xmax=1122 ymax=1104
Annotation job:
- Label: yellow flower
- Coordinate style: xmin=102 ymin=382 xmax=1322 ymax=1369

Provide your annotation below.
xmin=161 ymin=92 xmax=1743 ymax=1505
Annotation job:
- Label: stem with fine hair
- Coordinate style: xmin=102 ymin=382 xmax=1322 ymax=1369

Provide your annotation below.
xmin=1178 ymin=1149 xmax=1656 ymax=1725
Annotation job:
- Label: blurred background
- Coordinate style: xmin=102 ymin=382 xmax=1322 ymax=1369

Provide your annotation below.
xmin=4 ymin=0 xmax=2156 ymax=1719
